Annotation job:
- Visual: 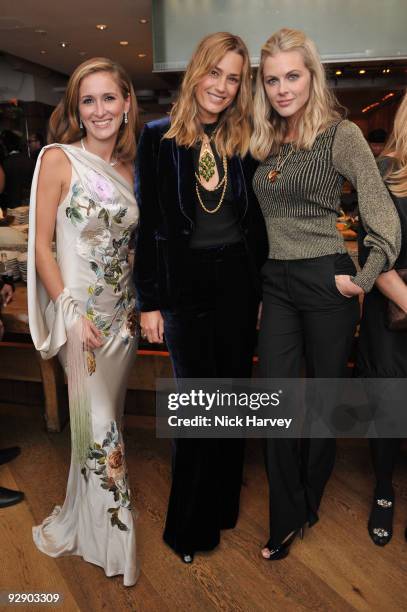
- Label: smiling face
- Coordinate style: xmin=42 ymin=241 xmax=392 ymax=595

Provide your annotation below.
xmin=78 ymin=70 xmax=130 ymax=142
xmin=194 ymin=51 xmax=243 ymax=124
xmin=263 ymin=50 xmax=311 ymax=127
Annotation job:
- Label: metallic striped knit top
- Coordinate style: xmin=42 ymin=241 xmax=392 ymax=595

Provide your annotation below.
xmin=253 ymin=120 xmax=401 ymax=292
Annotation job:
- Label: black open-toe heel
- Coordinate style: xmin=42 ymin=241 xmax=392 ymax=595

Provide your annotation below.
xmin=368 ymin=488 xmax=394 ymax=547
xmin=181 ymin=552 xmax=194 ymax=564
xmin=262 ymin=527 xmax=304 ymax=561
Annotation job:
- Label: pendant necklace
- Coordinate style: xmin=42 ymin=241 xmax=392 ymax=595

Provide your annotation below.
xmin=80 ymin=138 xmax=118 ymax=167
xmin=267 ymin=144 xmax=295 ymax=182
xmin=198 ymin=133 xmax=217 ymax=182
xmin=195 ymin=155 xmax=228 ymax=214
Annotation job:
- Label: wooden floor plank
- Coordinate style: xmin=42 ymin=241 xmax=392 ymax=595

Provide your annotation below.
xmin=0 ymin=466 xmax=80 ymax=612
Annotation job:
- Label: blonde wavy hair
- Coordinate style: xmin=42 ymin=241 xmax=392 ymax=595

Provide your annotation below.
xmin=250 ymin=28 xmax=343 ymax=160
xmin=48 ymin=57 xmax=138 ymax=162
xmin=165 ymin=32 xmax=252 ymax=158
xmin=382 ymin=91 xmax=407 ymax=198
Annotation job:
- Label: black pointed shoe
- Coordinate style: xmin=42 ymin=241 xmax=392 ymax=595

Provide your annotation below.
xmin=0 ymin=446 xmax=21 ymax=466
xmin=0 ymin=486 xmax=24 ymax=508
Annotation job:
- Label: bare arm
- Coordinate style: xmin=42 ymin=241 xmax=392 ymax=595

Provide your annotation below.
xmin=35 ymin=148 xmax=102 ymax=348
xmin=375 ymin=269 xmax=407 ymax=313
xmin=35 ymin=148 xmax=68 ymax=301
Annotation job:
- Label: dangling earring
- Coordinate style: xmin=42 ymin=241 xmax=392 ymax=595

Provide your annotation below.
xmin=79 ymin=118 xmax=83 ymax=129
xmin=124 ymin=111 xmax=128 ymax=125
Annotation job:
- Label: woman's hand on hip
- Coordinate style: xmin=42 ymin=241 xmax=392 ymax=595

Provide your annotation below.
xmin=335 ymin=274 xmax=364 ymax=298
xmin=140 ymin=310 xmax=164 ymax=343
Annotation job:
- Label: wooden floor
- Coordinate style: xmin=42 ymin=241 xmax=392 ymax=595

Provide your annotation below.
xmin=1 ymin=402 xmax=407 ymax=612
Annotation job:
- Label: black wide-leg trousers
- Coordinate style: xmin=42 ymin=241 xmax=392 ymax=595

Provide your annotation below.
xmin=162 ymin=242 xmax=259 ymax=554
xmin=258 ymin=255 xmax=360 ymax=546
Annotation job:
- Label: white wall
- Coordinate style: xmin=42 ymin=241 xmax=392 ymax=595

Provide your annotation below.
xmin=34 ymin=76 xmax=65 ymax=107
xmin=152 ymin=0 xmax=407 ymax=70
xmin=0 ymin=55 xmax=66 ymax=105
xmin=0 ymin=57 xmax=36 ymax=101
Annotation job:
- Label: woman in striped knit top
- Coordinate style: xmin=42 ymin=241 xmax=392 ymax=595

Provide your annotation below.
xmin=250 ymin=28 xmax=401 ymax=560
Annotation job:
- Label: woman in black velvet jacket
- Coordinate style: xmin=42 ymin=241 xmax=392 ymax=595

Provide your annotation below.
xmin=134 ymin=32 xmax=268 ymax=563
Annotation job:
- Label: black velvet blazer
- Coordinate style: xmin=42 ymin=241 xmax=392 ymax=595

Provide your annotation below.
xmin=134 ymin=117 xmax=268 ymax=312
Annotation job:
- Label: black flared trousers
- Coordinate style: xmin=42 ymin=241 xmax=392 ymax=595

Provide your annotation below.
xmin=162 ymin=242 xmax=259 ymax=554
xmin=258 ymin=255 xmax=360 ymax=546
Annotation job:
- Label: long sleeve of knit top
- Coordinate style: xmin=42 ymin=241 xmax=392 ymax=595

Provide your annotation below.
xmin=253 ymin=120 xmax=401 ymax=292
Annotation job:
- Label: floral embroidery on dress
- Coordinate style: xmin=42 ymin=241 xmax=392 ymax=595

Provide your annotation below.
xmin=85 ymin=350 xmax=96 ymax=376
xmin=81 ymin=421 xmax=131 ymax=531
xmin=65 ymin=169 xmax=138 ymax=375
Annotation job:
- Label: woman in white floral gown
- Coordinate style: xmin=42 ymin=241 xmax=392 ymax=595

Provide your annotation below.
xmin=28 ymin=58 xmax=139 ymax=586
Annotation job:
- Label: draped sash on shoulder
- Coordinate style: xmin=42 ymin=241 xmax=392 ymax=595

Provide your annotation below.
xmin=27 ymin=143 xmax=134 ymax=360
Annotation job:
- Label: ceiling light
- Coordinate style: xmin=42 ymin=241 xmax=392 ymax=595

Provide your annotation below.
xmin=139 ymin=19 xmax=148 ymax=24
xmin=35 ymin=29 xmax=47 ymax=35
xmin=137 ymin=53 xmax=147 ymax=58
xmin=120 ymin=41 xmax=129 ymax=46
xmin=335 ymin=70 xmax=342 ymax=76
xmin=40 ymin=50 xmax=47 ymax=54
xmin=60 ymin=42 xmax=69 ymax=48
xmin=358 ymin=69 xmax=366 ymax=75
xmin=96 ymin=24 xmax=108 ymax=30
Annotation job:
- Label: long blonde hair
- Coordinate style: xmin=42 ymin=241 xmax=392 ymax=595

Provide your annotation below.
xmin=165 ymin=32 xmax=252 ymax=158
xmin=382 ymin=91 xmax=407 ymax=198
xmin=250 ymin=28 xmax=342 ymax=160
xmin=48 ymin=57 xmax=138 ymax=162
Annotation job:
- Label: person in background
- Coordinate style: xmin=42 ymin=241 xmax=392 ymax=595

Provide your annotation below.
xmin=356 ymin=91 xmax=407 ymax=546
xmin=135 ymin=32 xmax=268 ymax=564
xmin=0 ymin=162 xmax=5 ymax=195
xmin=28 ymin=132 xmax=44 ymax=162
xmin=0 ymin=443 xmax=24 ymax=508
xmin=250 ymin=28 xmax=400 ymax=561
xmin=0 ymin=273 xmax=14 ymax=340
xmin=0 ymin=130 xmax=34 ymax=208
xmin=0 ymin=274 xmax=24 ymax=508
xmin=367 ymin=128 xmax=388 ymax=158
xmin=0 ymin=273 xmax=13 ymax=306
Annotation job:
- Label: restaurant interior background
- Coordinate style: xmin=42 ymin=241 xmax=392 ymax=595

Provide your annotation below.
xmin=1 ymin=0 xmax=406 ymax=410
xmin=0 ymin=1 xmax=407 ymax=610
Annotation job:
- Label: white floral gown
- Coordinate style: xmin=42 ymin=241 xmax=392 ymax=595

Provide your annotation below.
xmin=27 ymin=144 xmax=139 ymax=586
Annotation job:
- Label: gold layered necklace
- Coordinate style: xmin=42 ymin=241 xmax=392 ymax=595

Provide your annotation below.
xmin=267 ymin=144 xmax=294 ymax=182
xmin=195 ymin=132 xmax=228 ymax=214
